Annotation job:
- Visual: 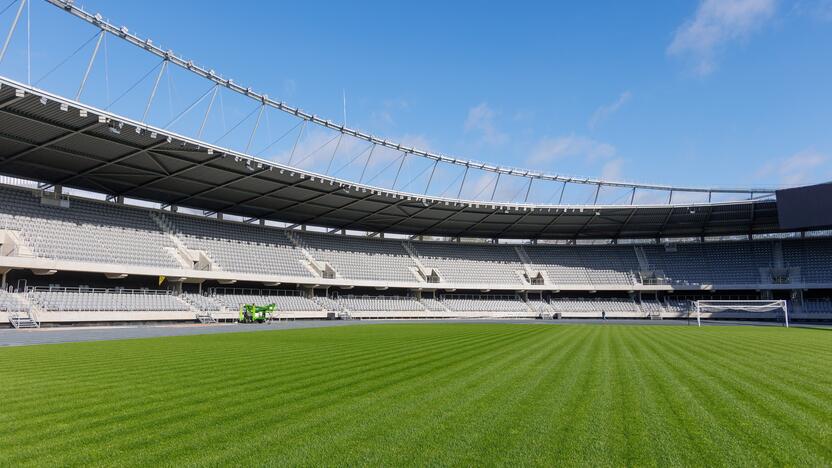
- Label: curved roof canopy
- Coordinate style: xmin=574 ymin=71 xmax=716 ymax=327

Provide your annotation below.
xmin=0 ymin=78 xmax=781 ymax=239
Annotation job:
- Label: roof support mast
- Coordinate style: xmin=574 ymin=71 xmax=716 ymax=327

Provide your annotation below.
xmin=490 ymin=173 xmax=501 ymax=202
xmin=76 ymin=30 xmax=104 ymax=100
xmin=197 ymin=85 xmax=219 ymax=138
xmin=245 ymin=102 xmax=266 ymax=153
xmin=142 ymin=59 xmax=167 ymax=125
xmin=425 ymin=159 xmax=439 ymax=195
xmin=457 ymin=165 xmax=469 ymax=199
xmin=392 ymin=152 xmax=407 ymax=189
xmin=358 ymin=144 xmax=376 ymax=183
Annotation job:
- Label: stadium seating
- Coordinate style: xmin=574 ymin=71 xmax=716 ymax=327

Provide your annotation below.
xmin=663 ymin=298 xmax=696 ymax=318
xmin=339 ymin=295 xmax=424 ymax=312
xmin=0 ymin=290 xmax=27 ymax=312
xmin=28 ymin=289 xmax=189 ymax=312
xmin=410 ymin=242 xmax=525 ymax=285
xmin=163 ymin=214 xmax=312 ymax=277
xmin=524 ymin=245 xmax=639 ymax=285
xmin=419 ymin=297 xmax=450 ymax=314
xmin=180 ymin=293 xmax=223 ymax=312
xmin=2 ymin=185 xmax=831 ymax=291
xmin=801 ymin=299 xmax=832 ymax=314
xmin=441 ymin=295 xmax=532 ymax=317
xmin=783 ymin=239 xmax=832 ymax=283
xmin=298 ymin=232 xmax=418 ymax=282
xmin=210 ymin=293 xmax=322 ymax=312
xmin=641 ymin=241 xmax=772 ymax=285
xmin=3 ymin=184 xmax=832 ymax=325
xmin=0 ymin=187 xmax=180 ymax=268
xmin=639 ymin=299 xmax=666 ymax=317
xmin=549 ymin=298 xmax=641 ymax=318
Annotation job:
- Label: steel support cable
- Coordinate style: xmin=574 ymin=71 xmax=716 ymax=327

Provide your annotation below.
xmin=291 ymin=132 xmax=340 ymax=168
xmin=254 ymin=119 xmax=302 ymax=158
xmin=34 ymin=29 xmax=99 ymax=86
xmin=437 ymin=169 xmax=466 ymax=198
xmin=365 ymin=152 xmax=404 ymax=185
xmin=0 ymin=0 xmax=19 ymax=17
xmin=324 ymin=133 xmax=343 ymax=175
xmin=506 ymin=180 xmax=529 ymax=204
xmin=107 ymin=59 xmax=163 ymax=110
xmin=212 ymin=102 xmax=261 ymax=145
xmin=472 ymin=172 xmax=500 ymax=201
xmin=330 ymin=143 xmax=373 ymax=178
xmin=545 ymin=181 xmax=567 ymax=204
xmin=399 ymin=161 xmax=435 ymax=192
xmin=162 ymin=83 xmax=215 ymax=129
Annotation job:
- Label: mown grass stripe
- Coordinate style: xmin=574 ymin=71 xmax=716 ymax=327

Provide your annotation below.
xmin=0 ymin=324 xmax=829 ymax=466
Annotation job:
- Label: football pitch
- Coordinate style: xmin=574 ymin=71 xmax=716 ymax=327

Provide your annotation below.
xmin=1 ymin=323 xmax=830 ymax=466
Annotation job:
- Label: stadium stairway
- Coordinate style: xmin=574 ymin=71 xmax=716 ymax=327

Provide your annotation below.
xmin=8 ymin=309 xmax=39 ymax=328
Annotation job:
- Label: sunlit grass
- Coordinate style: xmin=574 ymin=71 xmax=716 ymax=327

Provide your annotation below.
xmin=1 ymin=324 xmax=830 ymax=466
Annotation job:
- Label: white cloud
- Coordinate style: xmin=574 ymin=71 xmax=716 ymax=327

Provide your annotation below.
xmin=668 ymin=0 xmax=776 ymax=75
xmin=588 ymin=91 xmax=632 ymax=130
xmin=464 ymin=102 xmax=508 ymax=145
xmin=528 ymin=135 xmax=616 ymax=165
xmin=755 ymin=149 xmax=830 ymax=185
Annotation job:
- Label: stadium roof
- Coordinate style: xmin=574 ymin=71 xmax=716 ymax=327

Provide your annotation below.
xmin=0 ymin=77 xmax=782 ymax=239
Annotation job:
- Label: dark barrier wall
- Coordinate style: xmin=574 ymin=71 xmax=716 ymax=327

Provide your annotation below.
xmin=776 ymin=183 xmax=832 ymax=230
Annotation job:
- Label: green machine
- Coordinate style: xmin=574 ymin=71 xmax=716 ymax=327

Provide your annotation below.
xmin=239 ymin=303 xmax=276 ymax=323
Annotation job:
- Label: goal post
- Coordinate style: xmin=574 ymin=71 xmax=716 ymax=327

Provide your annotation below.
xmin=694 ymin=300 xmax=789 ymax=327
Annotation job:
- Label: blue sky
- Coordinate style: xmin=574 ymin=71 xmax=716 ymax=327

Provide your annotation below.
xmin=2 ymin=0 xmax=832 ymax=200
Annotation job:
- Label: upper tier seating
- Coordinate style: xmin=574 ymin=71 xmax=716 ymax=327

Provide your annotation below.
xmin=163 ymin=214 xmax=311 ymax=278
xmin=3 ymin=185 xmax=832 ymax=289
xmin=411 ymin=242 xmax=525 ymax=285
xmin=299 ymin=232 xmax=418 ymax=282
xmin=0 ymin=187 xmax=180 ymax=268
xmin=525 ymin=245 xmax=639 ymax=285
xmin=642 ymin=241 xmax=772 ymax=285
xmin=29 ymin=289 xmax=188 ymax=312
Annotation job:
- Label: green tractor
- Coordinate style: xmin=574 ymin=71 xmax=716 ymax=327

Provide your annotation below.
xmin=239 ymin=303 xmax=276 ymax=323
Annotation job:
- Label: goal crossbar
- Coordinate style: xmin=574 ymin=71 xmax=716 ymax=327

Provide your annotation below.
xmin=694 ymin=300 xmax=789 ymax=327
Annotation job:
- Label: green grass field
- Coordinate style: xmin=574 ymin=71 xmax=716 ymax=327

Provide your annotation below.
xmin=1 ymin=324 xmax=830 ymax=466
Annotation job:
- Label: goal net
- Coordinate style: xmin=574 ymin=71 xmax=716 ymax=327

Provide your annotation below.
xmin=694 ymin=300 xmax=789 ymax=327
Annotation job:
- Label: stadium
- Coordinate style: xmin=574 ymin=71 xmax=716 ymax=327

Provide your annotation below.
xmin=1 ymin=0 xmax=831 ymax=466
